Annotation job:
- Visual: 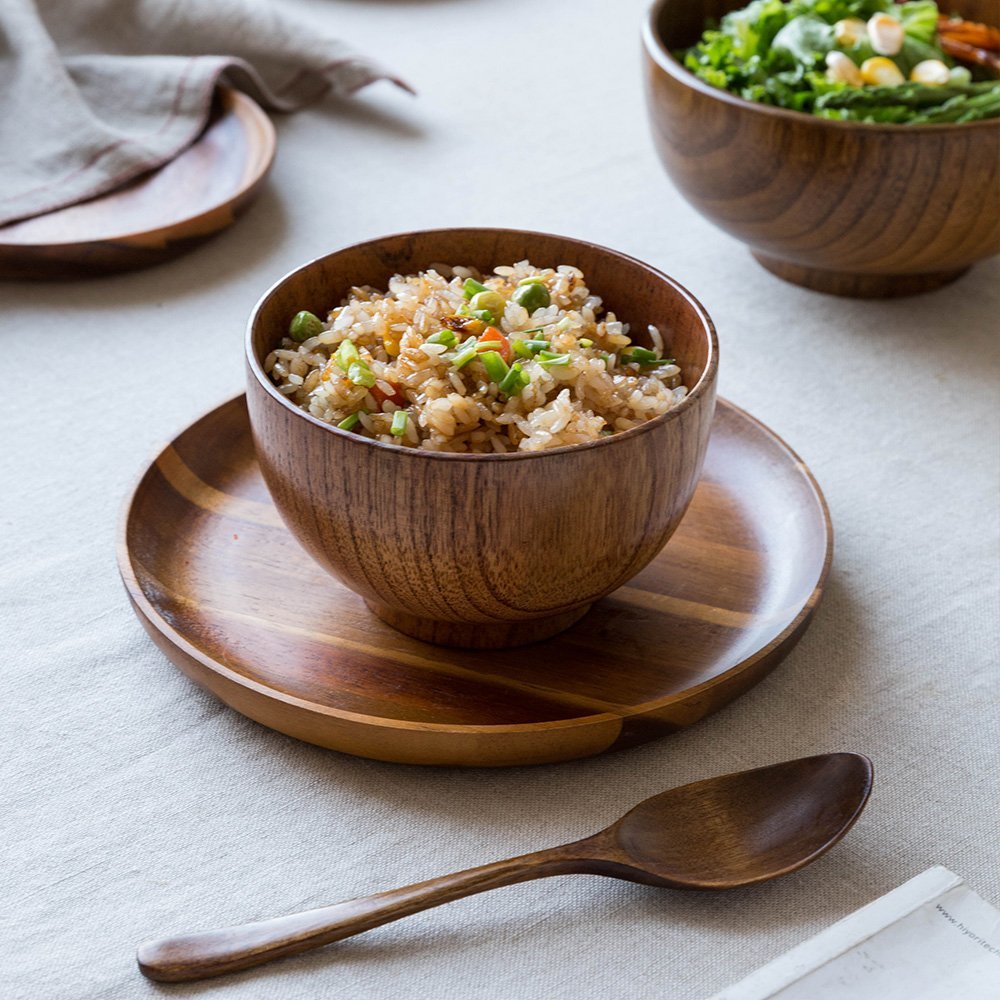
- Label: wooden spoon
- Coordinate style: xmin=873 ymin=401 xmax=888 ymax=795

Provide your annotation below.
xmin=137 ymin=753 xmax=872 ymax=983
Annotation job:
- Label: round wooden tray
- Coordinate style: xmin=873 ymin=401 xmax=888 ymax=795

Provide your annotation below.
xmin=0 ymin=88 xmax=275 ymax=279
xmin=119 ymin=395 xmax=832 ymax=767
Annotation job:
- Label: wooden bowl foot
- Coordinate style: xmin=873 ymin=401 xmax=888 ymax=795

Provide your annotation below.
xmin=751 ymin=252 xmax=971 ymax=299
xmin=363 ymin=601 xmax=593 ymax=649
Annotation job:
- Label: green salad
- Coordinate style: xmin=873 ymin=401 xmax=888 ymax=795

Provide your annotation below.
xmin=682 ymin=0 xmax=1000 ymax=123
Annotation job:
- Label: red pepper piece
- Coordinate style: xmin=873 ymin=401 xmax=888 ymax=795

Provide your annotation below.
xmin=370 ymin=382 xmax=405 ymax=407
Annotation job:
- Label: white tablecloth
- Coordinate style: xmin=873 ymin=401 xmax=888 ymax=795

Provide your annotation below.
xmin=2 ymin=1 xmax=998 ymax=997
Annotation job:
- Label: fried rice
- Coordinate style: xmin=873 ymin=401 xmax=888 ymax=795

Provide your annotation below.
xmin=265 ymin=260 xmax=688 ymax=453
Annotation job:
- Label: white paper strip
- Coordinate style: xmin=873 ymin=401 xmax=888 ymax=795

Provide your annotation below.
xmin=711 ymin=867 xmax=1000 ymax=999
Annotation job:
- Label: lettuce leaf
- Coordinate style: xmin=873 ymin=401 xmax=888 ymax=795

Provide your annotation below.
xmin=721 ymin=0 xmax=793 ymax=59
xmin=771 ymin=15 xmax=836 ymax=67
xmin=894 ymin=35 xmax=950 ymax=75
xmin=897 ymin=1 xmax=940 ymax=44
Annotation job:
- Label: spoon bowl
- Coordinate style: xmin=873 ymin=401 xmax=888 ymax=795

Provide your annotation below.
xmin=138 ymin=753 xmax=873 ymax=983
xmin=605 ymin=753 xmax=873 ymax=889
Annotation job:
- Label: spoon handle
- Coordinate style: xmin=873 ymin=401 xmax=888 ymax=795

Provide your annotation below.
xmin=137 ymin=842 xmax=598 ymax=982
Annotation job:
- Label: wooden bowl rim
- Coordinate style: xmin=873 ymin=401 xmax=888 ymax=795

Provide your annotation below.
xmin=0 ymin=87 xmax=276 ymax=249
xmin=245 ymin=227 xmax=720 ymax=463
xmin=116 ymin=393 xmax=832 ymax=737
xmin=643 ymin=0 xmax=1000 ymax=134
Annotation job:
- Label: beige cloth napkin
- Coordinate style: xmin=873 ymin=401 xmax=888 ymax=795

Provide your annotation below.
xmin=0 ymin=0 xmax=412 ymax=227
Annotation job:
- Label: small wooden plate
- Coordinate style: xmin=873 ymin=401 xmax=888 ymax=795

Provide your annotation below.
xmin=0 ymin=88 xmax=275 ymax=279
xmin=119 ymin=395 xmax=832 ymax=767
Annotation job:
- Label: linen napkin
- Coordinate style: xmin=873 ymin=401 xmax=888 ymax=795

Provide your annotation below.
xmin=711 ymin=867 xmax=1000 ymax=999
xmin=0 ymin=0 xmax=412 ymax=227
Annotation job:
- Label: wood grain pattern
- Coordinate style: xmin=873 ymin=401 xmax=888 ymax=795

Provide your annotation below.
xmin=0 ymin=87 xmax=275 ymax=280
xmin=136 ymin=753 xmax=873 ymax=982
xmin=643 ymin=0 xmax=1000 ymax=297
xmin=246 ymin=229 xmax=719 ymax=649
xmin=117 ymin=392 xmax=831 ymax=767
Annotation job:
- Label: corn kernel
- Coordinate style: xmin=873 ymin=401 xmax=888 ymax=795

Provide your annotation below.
xmin=382 ymin=330 xmax=402 ymax=357
xmin=825 ymin=51 xmax=864 ymax=86
xmin=834 ymin=18 xmax=867 ymax=47
xmin=910 ymin=59 xmax=951 ymax=86
xmin=867 ymin=13 xmax=905 ymax=56
xmin=861 ymin=57 xmax=905 ymax=86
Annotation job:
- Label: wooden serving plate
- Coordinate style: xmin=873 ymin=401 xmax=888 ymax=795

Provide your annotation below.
xmin=119 ymin=395 xmax=832 ymax=767
xmin=0 ymin=88 xmax=275 ymax=279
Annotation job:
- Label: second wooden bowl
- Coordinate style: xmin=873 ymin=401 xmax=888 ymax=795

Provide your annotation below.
xmin=246 ymin=229 xmax=718 ymax=650
xmin=643 ymin=0 xmax=1000 ymax=298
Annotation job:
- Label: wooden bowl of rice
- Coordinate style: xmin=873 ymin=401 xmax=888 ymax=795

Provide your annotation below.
xmin=246 ymin=228 xmax=718 ymax=649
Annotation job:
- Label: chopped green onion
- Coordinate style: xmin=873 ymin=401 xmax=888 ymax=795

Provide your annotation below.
xmin=390 ymin=409 xmax=409 ymax=436
xmin=471 ymin=309 xmax=495 ymax=324
xmin=579 ymin=338 xmax=594 ymax=348
xmin=470 ymin=290 xmax=506 ymax=322
xmin=335 ymin=339 xmax=360 ymax=371
xmin=622 ymin=351 xmax=675 ymax=369
xmin=480 ymin=350 xmax=509 ymax=383
xmin=520 ymin=339 xmax=549 ymax=354
xmin=475 ymin=340 xmax=503 ymax=351
xmin=289 ymin=310 xmax=324 ymax=342
xmin=517 ymin=276 xmax=546 ymax=286
xmin=444 ymin=336 xmax=478 ymax=363
xmin=443 ymin=335 xmax=477 ymax=363
xmin=621 ymin=346 xmax=659 ymax=363
xmin=621 ymin=346 xmax=674 ymax=368
xmin=347 ymin=361 xmax=376 ymax=388
xmin=512 ymin=338 xmax=533 ymax=360
xmin=426 ymin=330 xmax=457 ymax=347
xmin=337 ymin=412 xmax=362 ymax=431
xmin=498 ymin=363 xmax=529 ymax=397
xmin=463 ymin=277 xmax=487 ymax=299
xmin=451 ymin=346 xmax=479 ymax=369
xmin=538 ymin=350 xmax=571 ymax=367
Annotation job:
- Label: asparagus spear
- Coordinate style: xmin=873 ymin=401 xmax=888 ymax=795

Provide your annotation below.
xmin=816 ymin=81 xmax=999 ymax=111
xmin=909 ymin=91 xmax=1000 ymax=122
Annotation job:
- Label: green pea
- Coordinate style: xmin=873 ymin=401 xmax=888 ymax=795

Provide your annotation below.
xmin=512 ymin=282 xmax=551 ymax=314
xmin=470 ymin=290 xmax=506 ymax=323
xmin=289 ymin=310 xmax=324 ymax=342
